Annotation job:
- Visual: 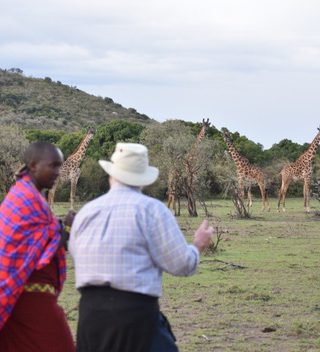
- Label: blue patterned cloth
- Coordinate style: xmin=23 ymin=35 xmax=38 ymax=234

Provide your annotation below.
xmin=69 ymin=184 xmax=199 ymax=297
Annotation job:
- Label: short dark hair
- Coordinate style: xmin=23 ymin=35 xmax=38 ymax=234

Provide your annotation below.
xmin=23 ymin=141 xmax=59 ymax=165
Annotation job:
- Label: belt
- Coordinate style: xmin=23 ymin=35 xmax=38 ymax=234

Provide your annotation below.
xmin=24 ymin=283 xmax=57 ymax=295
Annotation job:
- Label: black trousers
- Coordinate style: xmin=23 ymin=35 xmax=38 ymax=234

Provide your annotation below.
xmin=77 ymin=286 xmax=159 ymax=352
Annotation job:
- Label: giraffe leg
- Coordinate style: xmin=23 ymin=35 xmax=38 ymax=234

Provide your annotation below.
xmin=70 ymin=173 xmax=80 ymax=211
xmin=278 ymin=180 xmax=289 ymax=212
xmin=247 ymin=185 xmax=253 ymax=208
xmin=236 ymin=178 xmax=245 ymax=209
xmin=258 ymin=183 xmax=270 ymax=211
xmin=264 ymin=187 xmax=270 ymax=212
xmin=277 ymin=186 xmax=283 ymax=212
xmin=167 ymin=194 xmax=173 ymax=210
xmin=173 ymin=195 xmax=177 ymax=216
xmin=258 ymin=184 xmax=265 ymax=211
xmin=303 ymin=179 xmax=310 ymax=213
xmin=167 ymin=192 xmax=177 ymax=215
xmin=238 ymin=179 xmax=245 ymax=199
xmin=48 ymin=179 xmax=59 ymax=209
xmin=277 ymin=175 xmax=285 ymax=211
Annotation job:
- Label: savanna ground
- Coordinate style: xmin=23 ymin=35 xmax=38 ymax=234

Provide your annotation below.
xmin=55 ymin=198 xmax=320 ymax=352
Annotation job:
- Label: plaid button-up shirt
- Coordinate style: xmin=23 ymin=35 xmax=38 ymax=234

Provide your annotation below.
xmin=69 ymin=184 xmax=199 ymax=297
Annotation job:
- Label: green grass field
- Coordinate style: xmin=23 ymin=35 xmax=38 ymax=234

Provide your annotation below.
xmin=55 ymin=198 xmax=320 ymax=352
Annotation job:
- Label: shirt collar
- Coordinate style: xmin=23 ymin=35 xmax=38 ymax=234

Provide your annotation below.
xmin=109 ymin=183 xmax=142 ymax=193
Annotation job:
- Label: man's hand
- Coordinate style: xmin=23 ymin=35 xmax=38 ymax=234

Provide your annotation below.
xmin=63 ymin=210 xmax=76 ymax=227
xmin=193 ymin=220 xmax=214 ymax=253
xmin=59 ymin=210 xmax=76 ymax=249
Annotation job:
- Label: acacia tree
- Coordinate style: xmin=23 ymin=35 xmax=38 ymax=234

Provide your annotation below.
xmin=0 ymin=125 xmax=29 ymax=196
xmin=141 ymin=120 xmax=192 ymax=201
xmin=141 ymin=120 xmax=217 ymax=216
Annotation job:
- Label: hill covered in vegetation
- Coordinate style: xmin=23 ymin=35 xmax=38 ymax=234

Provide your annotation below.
xmin=0 ymin=68 xmax=154 ymax=130
xmin=0 ymin=68 xmax=319 ymax=203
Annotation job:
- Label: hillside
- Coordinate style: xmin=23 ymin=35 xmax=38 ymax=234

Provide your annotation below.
xmin=0 ymin=68 xmax=155 ymax=130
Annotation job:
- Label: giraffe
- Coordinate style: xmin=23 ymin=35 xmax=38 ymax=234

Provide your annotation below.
xmin=183 ymin=118 xmax=211 ymax=217
xmin=278 ymin=127 xmax=320 ymax=213
xmin=48 ymin=127 xmax=95 ymax=210
xmin=223 ymin=130 xmax=270 ymax=211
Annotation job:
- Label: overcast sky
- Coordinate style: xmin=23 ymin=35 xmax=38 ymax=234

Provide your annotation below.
xmin=1 ymin=0 xmax=320 ymax=149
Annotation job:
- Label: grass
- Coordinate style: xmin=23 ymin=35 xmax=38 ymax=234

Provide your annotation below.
xmin=55 ymin=197 xmax=320 ymax=352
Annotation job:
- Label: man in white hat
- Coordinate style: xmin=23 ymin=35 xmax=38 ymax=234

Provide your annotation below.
xmin=69 ymin=143 xmax=214 ymax=352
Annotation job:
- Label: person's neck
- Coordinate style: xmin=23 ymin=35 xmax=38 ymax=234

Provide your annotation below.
xmin=109 ymin=178 xmax=126 ymax=188
xmin=109 ymin=177 xmax=142 ymax=191
xmin=29 ymin=174 xmax=42 ymax=192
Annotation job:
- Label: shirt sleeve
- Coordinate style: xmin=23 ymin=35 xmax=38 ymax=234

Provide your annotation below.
xmin=144 ymin=203 xmax=200 ymax=276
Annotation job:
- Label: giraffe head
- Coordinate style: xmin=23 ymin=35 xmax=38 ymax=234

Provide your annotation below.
xmin=222 ymin=129 xmax=233 ymax=144
xmin=195 ymin=118 xmax=211 ymax=142
xmin=87 ymin=126 xmax=95 ymax=138
xmin=202 ymin=118 xmax=211 ymax=129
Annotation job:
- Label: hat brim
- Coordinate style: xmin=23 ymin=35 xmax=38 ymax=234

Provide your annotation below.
xmin=99 ymin=160 xmax=159 ymax=187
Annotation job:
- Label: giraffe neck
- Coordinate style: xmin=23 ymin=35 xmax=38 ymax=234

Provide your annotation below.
xmin=196 ymin=126 xmax=207 ymax=143
xmin=300 ymin=130 xmax=320 ymax=162
xmin=226 ymin=140 xmax=248 ymax=167
xmin=67 ymin=133 xmax=93 ymax=166
xmin=187 ymin=125 xmax=208 ymax=161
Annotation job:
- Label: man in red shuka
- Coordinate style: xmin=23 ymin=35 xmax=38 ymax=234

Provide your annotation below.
xmin=0 ymin=141 xmax=75 ymax=352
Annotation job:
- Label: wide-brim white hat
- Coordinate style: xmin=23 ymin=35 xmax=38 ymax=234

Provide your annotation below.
xmin=99 ymin=143 xmax=159 ymax=187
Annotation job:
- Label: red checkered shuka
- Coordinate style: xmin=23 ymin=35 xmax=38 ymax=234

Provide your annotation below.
xmin=0 ymin=173 xmax=66 ymax=330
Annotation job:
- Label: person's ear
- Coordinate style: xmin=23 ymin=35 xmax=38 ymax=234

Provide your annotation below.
xmin=28 ymin=161 xmax=37 ymax=173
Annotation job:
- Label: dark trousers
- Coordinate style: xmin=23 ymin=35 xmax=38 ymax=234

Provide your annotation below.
xmin=77 ymin=286 xmax=159 ymax=352
xmin=150 ymin=313 xmax=179 ymax=352
xmin=77 ymin=286 xmax=179 ymax=352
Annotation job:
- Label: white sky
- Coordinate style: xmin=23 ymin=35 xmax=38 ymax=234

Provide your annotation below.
xmin=1 ymin=0 xmax=320 ymax=149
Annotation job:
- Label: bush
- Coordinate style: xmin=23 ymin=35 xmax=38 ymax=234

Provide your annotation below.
xmin=0 ymin=124 xmax=29 ymax=195
xmin=77 ymin=158 xmax=109 ymax=200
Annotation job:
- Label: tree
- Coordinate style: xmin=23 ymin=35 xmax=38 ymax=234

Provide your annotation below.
xmin=141 ymin=120 xmax=192 ymax=201
xmin=268 ymin=139 xmax=304 ymax=162
xmin=141 ymin=120 xmax=218 ymax=214
xmin=8 ymin=68 xmax=23 ymax=74
xmin=26 ymin=129 xmax=65 ymax=144
xmin=88 ymin=120 xmax=145 ymax=160
xmin=0 ymin=125 xmax=29 ymax=197
xmin=77 ymin=158 xmax=109 ymax=200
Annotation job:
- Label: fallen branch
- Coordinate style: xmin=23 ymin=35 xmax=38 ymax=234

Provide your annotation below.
xmin=212 ymin=259 xmax=247 ymax=269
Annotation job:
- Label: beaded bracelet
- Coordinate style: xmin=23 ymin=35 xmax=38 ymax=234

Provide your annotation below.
xmin=64 ymin=225 xmax=71 ymax=234
xmin=59 ymin=219 xmax=71 ymax=235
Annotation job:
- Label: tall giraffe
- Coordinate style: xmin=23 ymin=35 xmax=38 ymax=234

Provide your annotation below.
xmin=183 ymin=118 xmax=211 ymax=216
xmin=278 ymin=127 xmax=320 ymax=212
xmin=223 ymin=130 xmax=270 ymax=211
xmin=48 ymin=127 xmax=95 ymax=210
